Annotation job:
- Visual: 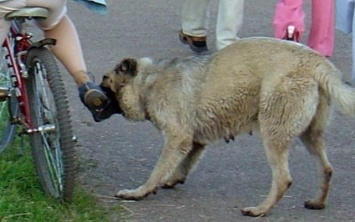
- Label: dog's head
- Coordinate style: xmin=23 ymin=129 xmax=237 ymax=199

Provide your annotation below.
xmin=101 ymin=58 xmax=153 ymax=121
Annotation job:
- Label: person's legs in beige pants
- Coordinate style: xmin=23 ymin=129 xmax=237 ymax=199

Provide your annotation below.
xmin=216 ymin=0 xmax=244 ymax=50
xmin=181 ymin=0 xmax=244 ymax=51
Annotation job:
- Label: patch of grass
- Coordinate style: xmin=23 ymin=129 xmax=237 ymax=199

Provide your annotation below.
xmin=0 ymin=139 xmax=119 ymax=222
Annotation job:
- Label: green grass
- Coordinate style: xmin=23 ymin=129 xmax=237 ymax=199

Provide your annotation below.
xmin=0 ymin=138 xmax=120 ymax=222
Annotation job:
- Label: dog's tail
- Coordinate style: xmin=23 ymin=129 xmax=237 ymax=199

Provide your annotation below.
xmin=314 ymin=61 xmax=355 ymax=116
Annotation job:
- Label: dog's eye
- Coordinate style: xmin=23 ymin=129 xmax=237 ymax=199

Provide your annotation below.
xmin=114 ymin=65 xmax=122 ymax=74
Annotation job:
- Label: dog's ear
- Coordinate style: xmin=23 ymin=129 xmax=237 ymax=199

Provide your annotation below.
xmin=137 ymin=57 xmax=153 ymax=70
xmin=114 ymin=58 xmax=138 ymax=76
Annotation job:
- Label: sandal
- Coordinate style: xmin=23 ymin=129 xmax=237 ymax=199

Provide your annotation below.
xmin=179 ymin=30 xmax=208 ymax=53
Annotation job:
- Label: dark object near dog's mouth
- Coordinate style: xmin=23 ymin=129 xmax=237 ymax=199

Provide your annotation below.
xmin=93 ymin=86 xmax=123 ymax=122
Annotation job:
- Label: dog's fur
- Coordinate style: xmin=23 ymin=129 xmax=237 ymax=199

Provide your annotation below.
xmin=101 ymin=37 xmax=355 ymax=217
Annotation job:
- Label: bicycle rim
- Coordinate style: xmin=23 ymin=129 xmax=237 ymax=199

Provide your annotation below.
xmin=26 ymin=47 xmax=76 ymax=203
xmin=0 ymin=45 xmax=18 ymax=153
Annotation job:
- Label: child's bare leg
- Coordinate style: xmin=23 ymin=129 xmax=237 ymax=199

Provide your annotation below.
xmin=43 ymin=15 xmax=89 ymax=86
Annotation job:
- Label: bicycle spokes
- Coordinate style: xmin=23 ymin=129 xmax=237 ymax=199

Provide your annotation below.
xmin=33 ymin=61 xmax=64 ymax=196
xmin=40 ymin=129 xmax=63 ymax=195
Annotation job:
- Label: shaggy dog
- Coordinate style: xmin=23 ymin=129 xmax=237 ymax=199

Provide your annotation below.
xmin=101 ymin=37 xmax=355 ymax=217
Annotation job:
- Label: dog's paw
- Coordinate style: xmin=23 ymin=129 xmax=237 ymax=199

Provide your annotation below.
xmin=115 ymin=188 xmax=145 ymax=200
xmin=162 ymin=171 xmax=186 ymax=189
xmin=162 ymin=180 xmax=185 ymax=189
xmin=304 ymin=200 xmax=326 ymax=210
xmin=241 ymin=207 xmax=267 ymax=217
xmin=115 ymin=186 xmax=156 ymax=200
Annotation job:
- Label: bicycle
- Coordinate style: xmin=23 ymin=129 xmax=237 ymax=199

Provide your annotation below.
xmin=0 ymin=7 xmax=76 ymax=203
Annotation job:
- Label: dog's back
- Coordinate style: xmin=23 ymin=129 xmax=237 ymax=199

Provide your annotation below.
xmin=193 ymin=37 xmax=354 ymax=143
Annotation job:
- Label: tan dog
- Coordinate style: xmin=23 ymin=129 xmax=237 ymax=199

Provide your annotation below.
xmin=101 ymin=37 xmax=355 ymax=217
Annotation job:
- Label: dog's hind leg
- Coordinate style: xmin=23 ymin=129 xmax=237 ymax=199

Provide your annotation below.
xmin=163 ymin=142 xmax=205 ymax=188
xmin=242 ymin=75 xmax=319 ymax=217
xmin=300 ymin=95 xmax=333 ymax=210
xmin=115 ymin=135 xmax=193 ymax=200
xmin=300 ymin=128 xmax=333 ymax=210
xmin=241 ymin=138 xmax=292 ymax=217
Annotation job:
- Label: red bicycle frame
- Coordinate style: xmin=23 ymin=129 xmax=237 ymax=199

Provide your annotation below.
xmin=3 ymin=21 xmax=35 ymax=129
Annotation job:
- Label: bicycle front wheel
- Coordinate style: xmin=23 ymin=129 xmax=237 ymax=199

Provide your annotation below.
xmin=25 ymin=47 xmax=76 ymax=203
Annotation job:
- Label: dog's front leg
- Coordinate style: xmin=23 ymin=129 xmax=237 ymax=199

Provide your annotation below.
xmin=116 ymin=137 xmax=192 ymax=200
xmin=163 ymin=142 xmax=205 ymax=188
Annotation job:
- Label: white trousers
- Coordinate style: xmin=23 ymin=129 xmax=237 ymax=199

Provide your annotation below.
xmin=181 ymin=0 xmax=244 ymax=50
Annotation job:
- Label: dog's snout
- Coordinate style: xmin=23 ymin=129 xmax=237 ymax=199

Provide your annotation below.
xmin=100 ymin=74 xmax=111 ymax=88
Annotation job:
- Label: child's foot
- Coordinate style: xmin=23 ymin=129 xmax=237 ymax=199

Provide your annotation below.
xmin=93 ymin=86 xmax=123 ymax=121
xmin=284 ymin=25 xmax=300 ymax=42
xmin=79 ymin=81 xmax=108 ymax=110
xmin=179 ymin=30 xmax=208 ymax=53
xmin=79 ymin=82 xmax=122 ymax=122
xmin=79 ymin=81 xmax=111 ymax=122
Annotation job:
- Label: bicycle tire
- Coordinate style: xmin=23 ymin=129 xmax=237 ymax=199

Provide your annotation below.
xmin=25 ymin=47 xmax=76 ymax=203
xmin=0 ymin=46 xmax=18 ymax=153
